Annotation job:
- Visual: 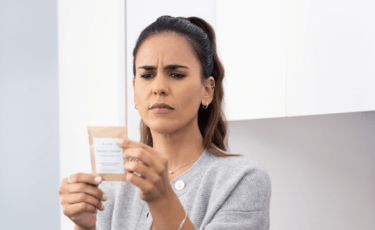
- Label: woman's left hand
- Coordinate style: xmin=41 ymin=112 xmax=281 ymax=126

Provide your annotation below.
xmin=116 ymin=137 xmax=173 ymax=203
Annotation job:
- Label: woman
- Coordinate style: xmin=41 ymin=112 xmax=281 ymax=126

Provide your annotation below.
xmin=59 ymin=15 xmax=271 ymax=230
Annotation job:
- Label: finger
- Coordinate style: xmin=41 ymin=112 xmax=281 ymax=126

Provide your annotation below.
xmin=63 ymin=202 xmax=98 ymax=217
xmin=125 ymin=160 xmax=157 ymax=180
xmin=68 ymin=182 xmax=108 ymax=202
xmin=126 ymin=171 xmax=151 ymax=192
xmin=65 ymin=173 xmax=104 ymax=186
xmin=61 ymin=192 xmax=105 ymax=211
xmin=118 ymin=138 xmax=168 ymax=175
xmin=116 ymin=137 xmax=164 ymax=158
xmin=123 ymin=148 xmax=155 ymax=168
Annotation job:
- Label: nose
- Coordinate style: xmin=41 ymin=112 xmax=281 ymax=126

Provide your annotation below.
xmin=152 ymin=72 xmax=169 ymax=96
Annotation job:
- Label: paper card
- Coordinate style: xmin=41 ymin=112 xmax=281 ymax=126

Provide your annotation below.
xmin=88 ymin=126 xmax=128 ymax=181
xmin=93 ymin=138 xmax=125 ymax=174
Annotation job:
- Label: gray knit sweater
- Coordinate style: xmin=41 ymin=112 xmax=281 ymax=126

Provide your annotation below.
xmin=96 ymin=149 xmax=271 ymax=230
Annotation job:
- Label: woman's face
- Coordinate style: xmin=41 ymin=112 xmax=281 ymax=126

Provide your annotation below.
xmin=133 ymin=32 xmax=214 ymax=135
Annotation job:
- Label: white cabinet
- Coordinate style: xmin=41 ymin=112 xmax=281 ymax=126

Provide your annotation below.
xmin=287 ymin=0 xmax=375 ymax=116
xmin=217 ymin=0 xmax=375 ymax=121
xmin=216 ymin=0 xmax=287 ymax=121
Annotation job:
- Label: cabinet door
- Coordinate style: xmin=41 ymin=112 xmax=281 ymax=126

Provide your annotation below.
xmin=126 ymin=0 xmax=216 ymax=141
xmin=216 ymin=0 xmax=287 ymax=121
xmin=287 ymin=0 xmax=375 ymax=116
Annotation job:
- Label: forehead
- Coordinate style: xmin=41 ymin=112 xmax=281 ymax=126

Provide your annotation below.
xmin=136 ymin=32 xmax=199 ymax=68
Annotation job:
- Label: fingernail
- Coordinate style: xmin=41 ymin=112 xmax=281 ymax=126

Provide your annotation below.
xmin=101 ymin=203 xmax=105 ymax=211
xmin=95 ymin=176 xmax=102 ymax=184
xmin=102 ymin=193 xmax=108 ymax=201
xmin=116 ymin=138 xmax=124 ymax=146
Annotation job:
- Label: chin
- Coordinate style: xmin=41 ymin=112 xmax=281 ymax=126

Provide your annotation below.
xmin=147 ymin=120 xmax=183 ymax=135
xmin=150 ymin=126 xmax=177 ymax=135
xmin=147 ymin=120 xmax=173 ymax=131
xmin=144 ymin=112 xmax=197 ymax=135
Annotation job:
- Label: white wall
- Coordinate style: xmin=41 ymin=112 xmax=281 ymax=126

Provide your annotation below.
xmin=58 ymin=1 xmax=125 ymax=229
xmin=228 ymin=111 xmax=375 ymax=230
xmin=0 ymin=0 xmax=59 ymax=229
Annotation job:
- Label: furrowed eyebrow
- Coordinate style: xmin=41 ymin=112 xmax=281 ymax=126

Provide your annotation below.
xmin=138 ymin=64 xmax=189 ymax=70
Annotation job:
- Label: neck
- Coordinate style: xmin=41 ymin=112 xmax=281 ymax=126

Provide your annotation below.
xmin=150 ymin=118 xmax=205 ymax=176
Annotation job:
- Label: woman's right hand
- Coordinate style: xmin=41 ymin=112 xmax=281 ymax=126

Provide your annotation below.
xmin=58 ymin=173 xmax=108 ymax=229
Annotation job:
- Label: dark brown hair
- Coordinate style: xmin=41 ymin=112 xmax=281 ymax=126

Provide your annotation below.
xmin=133 ymin=15 xmax=242 ymax=157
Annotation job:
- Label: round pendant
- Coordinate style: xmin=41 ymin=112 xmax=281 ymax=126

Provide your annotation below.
xmin=168 ymin=171 xmax=172 ymax=174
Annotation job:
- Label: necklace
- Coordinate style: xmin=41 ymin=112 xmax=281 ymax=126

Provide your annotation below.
xmin=168 ymin=156 xmax=200 ymax=174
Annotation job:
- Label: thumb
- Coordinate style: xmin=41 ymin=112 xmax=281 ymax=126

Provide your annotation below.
xmin=91 ymin=172 xmax=104 ymax=183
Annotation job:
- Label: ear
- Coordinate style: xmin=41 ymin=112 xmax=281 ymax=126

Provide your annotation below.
xmin=133 ymin=78 xmax=137 ymax=105
xmin=202 ymin=76 xmax=215 ymax=104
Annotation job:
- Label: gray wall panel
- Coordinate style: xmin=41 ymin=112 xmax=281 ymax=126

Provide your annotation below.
xmin=0 ymin=0 xmax=59 ymax=229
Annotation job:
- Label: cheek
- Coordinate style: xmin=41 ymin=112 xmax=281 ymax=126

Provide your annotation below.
xmin=134 ymin=84 xmax=147 ymax=103
xmin=134 ymin=88 xmax=148 ymax=116
xmin=178 ymin=85 xmax=202 ymax=110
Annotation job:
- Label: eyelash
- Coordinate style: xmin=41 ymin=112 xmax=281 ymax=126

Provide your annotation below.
xmin=140 ymin=73 xmax=185 ymax=79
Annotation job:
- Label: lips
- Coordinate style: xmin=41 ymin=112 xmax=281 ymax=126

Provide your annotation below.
xmin=149 ymin=103 xmax=174 ymax=110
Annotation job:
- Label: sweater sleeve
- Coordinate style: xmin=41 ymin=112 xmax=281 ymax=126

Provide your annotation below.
xmin=203 ymin=163 xmax=271 ymax=230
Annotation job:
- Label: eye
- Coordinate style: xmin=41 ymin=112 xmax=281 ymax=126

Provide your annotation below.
xmin=140 ymin=73 xmax=185 ymax=79
xmin=171 ymin=73 xmax=185 ymax=79
xmin=140 ymin=74 xmax=154 ymax=79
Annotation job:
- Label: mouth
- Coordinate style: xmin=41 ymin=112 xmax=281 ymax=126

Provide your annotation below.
xmin=150 ymin=108 xmax=173 ymax=114
xmin=149 ymin=103 xmax=174 ymax=110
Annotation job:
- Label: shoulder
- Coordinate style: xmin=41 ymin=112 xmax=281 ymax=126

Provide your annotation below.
xmin=205 ymin=151 xmax=271 ymax=185
xmin=201 ymin=151 xmax=271 ymax=212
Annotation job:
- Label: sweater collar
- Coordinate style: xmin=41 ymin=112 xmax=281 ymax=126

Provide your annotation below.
xmin=169 ymin=149 xmax=212 ymax=196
